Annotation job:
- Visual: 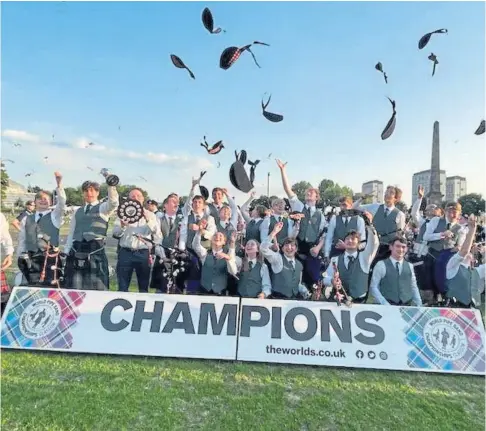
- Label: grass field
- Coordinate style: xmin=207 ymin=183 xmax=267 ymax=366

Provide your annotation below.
xmin=1 ymin=214 xmax=485 ymax=430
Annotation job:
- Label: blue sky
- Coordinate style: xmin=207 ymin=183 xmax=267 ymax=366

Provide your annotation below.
xmin=1 ymin=1 xmax=484 ymax=205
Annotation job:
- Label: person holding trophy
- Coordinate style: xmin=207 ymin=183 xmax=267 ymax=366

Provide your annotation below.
xmin=64 ymin=169 xmax=119 ymax=290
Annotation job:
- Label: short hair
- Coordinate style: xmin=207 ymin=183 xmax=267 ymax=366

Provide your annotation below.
xmin=389 ymin=236 xmax=407 ymax=246
xmin=283 ymin=237 xmax=298 ymax=247
xmin=212 ymin=187 xmax=224 ymax=195
xmin=192 ymin=195 xmax=206 ymax=205
xmin=306 ymin=187 xmax=320 ymax=200
xmin=81 ymin=181 xmax=100 ymax=192
xmin=35 ymin=190 xmax=52 ymax=202
xmin=446 ymin=201 xmax=462 ymax=212
xmin=339 ymin=196 xmax=353 ymax=205
xmin=344 ymin=230 xmax=360 ymax=241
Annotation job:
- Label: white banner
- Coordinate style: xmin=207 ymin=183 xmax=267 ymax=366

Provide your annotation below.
xmin=1 ymin=287 xmax=240 ymax=361
xmin=236 ymin=299 xmax=486 ymax=375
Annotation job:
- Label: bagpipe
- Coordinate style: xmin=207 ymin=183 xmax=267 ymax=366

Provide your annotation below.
xmin=312 ymin=261 xmax=352 ymax=306
xmin=18 ymin=235 xmax=67 ymax=288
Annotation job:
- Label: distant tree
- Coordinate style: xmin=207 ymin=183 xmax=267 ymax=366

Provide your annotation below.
xmin=318 ymin=179 xmax=335 ymax=199
xmin=14 ymin=198 xmax=24 ymax=208
xmin=291 ymin=181 xmax=313 ymax=202
xmin=27 ymin=185 xmax=42 ymax=193
xmin=252 ymin=195 xmax=271 ymax=208
xmin=1 ymin=168 xmax=9 ymax=200
xmin=340 ymin=186 xmax=354 ymax=198
xmin=458 ymin=193 xmax=485 ymax=216
xmin=318 ymin=178 xmax=353 ymax=206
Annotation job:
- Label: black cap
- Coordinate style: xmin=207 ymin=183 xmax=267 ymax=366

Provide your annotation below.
xmin=262 ymin=94 xmax=284 ymax=123
xmin=220 ymin=41 xmax=270 ymax=70
xmin=199 ymin=185 xmax=209 ymax=200
xmin=202 ymin=7 xmax=224 ymax=34
xmin=418 ymin=29 xmax=448 ymax=50
xmin=474 ymin=120 xmax=485 ymax=136
xmin=229 ymin=151 xmax=253 ymax=193
xmin=381 ymin=97 xmax=396 ymax=140
xmin=146 ymin=199 xmax=158 ymax=206
xmin=170 ymin=54 xmax=195 ymax=79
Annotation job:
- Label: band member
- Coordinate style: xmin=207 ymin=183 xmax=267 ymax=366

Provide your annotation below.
xmin=409 ymin=185 xmax=440 ymax=303
xmin=151 ymin=194 xmax=183 ymax=293
xmin=354 ymin=186 xmax=405 ymax=261
xmin=324 ymin=196 xmax=366 ymax=259
xmin=322 ymin=212 xmax=379 ymax=303
xmin=260 ymin=198 xmax=296 ymax=245
xmin=423 ymin=201 xmax=466 ymax=296
xmin=112 ymin=188 xmax=162 ymax=293
xmin=207 ymin=187 xmax=229 ymax=223
xmin=445 ymin=215 xmax=485 ymax=308
xmin=215 ymin=189 xmax=239 ymax=243
xmin=260 ymin=222 xmax=311 ymax=300
xmin=16 ymin=172 xmax=66 ymax=286
xmin=178 ymin=194 xmax=217 ymax=294
xmin=276 ymin=159 xmax=327 ymax=288
xmin=1 ymin=212 xmax=14 ymax=314
xmin=64 ymin=179 xmax=119 ymax=290
xmin=10 ymin=200 xmax=35 ymax=232
xmin=369 ymin=236 xmax=422 ymax=306
xmin=239 ymin=191 xmax=267 ymax=244
xmin=192 ymin=231 xmax=237 ymax=295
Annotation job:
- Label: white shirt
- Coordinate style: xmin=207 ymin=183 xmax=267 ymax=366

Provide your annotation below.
xmin=446 ymin=253 xmax=486 ymax=287
xmin=112 ymin=210 xmax=162 ymax=250
xmin=178 ymin=212 xmax=217 ymax=251
xmin=354 ymin=203 xmax=406 ymax=232
xmin=324 ymin=214 xmax=366 ymax=257
xmin=422 ymin=216 xmax=466 ymax=248
xmin=260 ymin=215 xmax=298 ymax=243
xmin=234 ymin=257 xmax=272 ymax=297
xmin=0 ymin=212 xmax=14 ymax=257
xmin=289 ymin=195 xmax=327 ymax=233
xmin=192 ymin=232 xmax=237 ymax=275
xmin=322 ymin=226 xmax=379 ymax=289
xmin=369 ymin=257 xmax=422 ymax=306
xmin=64 ymin=186 xmax=119 ymax=254
xmin=17 ymin=186 xmax=67 ymax=257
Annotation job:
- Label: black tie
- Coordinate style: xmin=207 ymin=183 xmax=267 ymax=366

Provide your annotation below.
xmin=446 ymin=223 xmax=451 ymax=230
xmin=396 ymin=262 xmax=400 ymax=275
xmin=195 ymin=215 xmax=200 ymax=223
xmin=168 ymin=217 xmax=173 ymax=231
xmin=344 ymin=217 xmax=349 ymax=227
xmin=384 ymin=208 xmax=389 ymax=217
xmin=37 ymin=213 xmax=43 ymax=223
xmin=348 ymin=256 xmax=355 ymax=267
xmin=249 ymin=261 xmax=253 ymax=270
xmin=85 ymin=204 xmax=92 ymax=214
xmin=289 ymin=260 xmax=295 ymax=271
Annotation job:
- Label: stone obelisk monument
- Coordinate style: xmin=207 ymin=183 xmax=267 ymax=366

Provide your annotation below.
xmin=428 ymin=121 xmax=443 ymax=206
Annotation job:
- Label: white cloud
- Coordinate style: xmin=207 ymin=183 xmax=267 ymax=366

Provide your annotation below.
xmin=1 ymin=129 xmax=41 ymax=144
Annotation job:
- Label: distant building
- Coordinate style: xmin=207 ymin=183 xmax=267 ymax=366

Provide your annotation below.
xmin=2 ymin=179 xmax=36 ymax=209
xmin=362 ymin=180 xmax=384 ymax=204
xmin=412 ymin=169 xmax=446 ymax=203
xmin=446 ymin=176 xmax=467 ymax=202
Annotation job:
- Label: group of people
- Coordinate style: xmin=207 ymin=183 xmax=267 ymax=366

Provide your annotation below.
xmin=0 ymin=160 xmax=484 ymax=311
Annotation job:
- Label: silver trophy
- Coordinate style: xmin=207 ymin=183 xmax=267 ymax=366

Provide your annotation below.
xmin=100 ymin=168 xmax=119 ymax=186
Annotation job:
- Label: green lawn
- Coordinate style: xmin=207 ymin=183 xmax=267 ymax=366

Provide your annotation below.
xmin=1 ymin=352 xmax=484 ymax=431
xmin=2 ymin=214 xmax=485 ymax=430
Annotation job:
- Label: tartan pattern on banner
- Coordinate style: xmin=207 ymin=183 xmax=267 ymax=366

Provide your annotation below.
xmin=1 ymin=288 xmax=86 ymax=350
xmin=400 ymin=307 xmax=485 ymax=373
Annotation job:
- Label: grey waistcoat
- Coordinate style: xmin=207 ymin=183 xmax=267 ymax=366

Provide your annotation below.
xmin=271 ymin=257 xmax=303 ymax=298
xmin=238 ymin=261 xmax=263 ymax=298
xmin=73 ymin=204 xmax=108 ymax=242
xmin=187 ymin=213 xmax=211 ymax=250
xmin=337 ymin=253 xmax=368 ymax=299
xmin=417 ymin=219 xmax=430 ymax=242
xmin=379 ymin=258 xmax=413 ymax=304
xmin=269 ymin=216 xmax=289 ymax=245
xmin=25 ymin=212 xmax=60 ymax=251
xmin=428 ymin=218 xmax=463 ymax=252
xmin=298 ymin=207 xmax=322 ymax=244
xmin=373 ymin=205 xmax=399 ymax=245
xmin=161 ymin=215 xmax=179 ymax=248
xmin=245 ymin=219 xmax=263 ymax=243
xmin=208 ymin=203 xmax=227 ymax=224
xmin=201 ymin=253 xmax=228 ymax=294
xmin=333 ymin=215 xmax=359 ymax=245
xmin=446 ymin=265 xmax=482 ymax=306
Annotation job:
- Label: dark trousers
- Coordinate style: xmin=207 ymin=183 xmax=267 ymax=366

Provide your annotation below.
xmin=183 ymin=251 xmax=202 ymax=294
xmin=117 ymin=248 xmax=150 ymax=293
xmin=434 ymin=249 xmax=455 ymax=294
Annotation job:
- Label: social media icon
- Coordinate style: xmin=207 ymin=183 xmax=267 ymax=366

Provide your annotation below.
xmin=356 ymin=350 xmax=364 ymax=359
xmin=368 ymin=350 xmax=376 ymax=360
xmin=379 ymin=351 xmax=388 ymax=360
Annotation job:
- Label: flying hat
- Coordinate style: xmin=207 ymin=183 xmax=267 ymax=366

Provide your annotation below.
xmin=220 ymin=41 xmax=270 ymax=70
xmin=229 ymin=151 xmax=253 ymax=193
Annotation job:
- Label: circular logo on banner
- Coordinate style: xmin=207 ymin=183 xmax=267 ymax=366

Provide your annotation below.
xmin=423 ymin=317 xmax=468 ymax=361
xmin=19 ymin=298 xmax=62 ymax=340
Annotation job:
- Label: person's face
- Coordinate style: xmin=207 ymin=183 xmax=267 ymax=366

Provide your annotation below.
xmin=425 ymin=205 xmax=437 ymax=219
xmin=164 ymin=197 xmax=178 ymax=214
xmin=282 ymin=241 xmax=297 ymax=258
xmin=340 ymin=199 xmax=352 ymax=211
xmin=83 ymin=187 xmax=99 ymax=204
xmin=147 ymin=203 xmax=158 ymax=212
xmin=192 ymin=198 xmax=205 ymax=213
xmin=213 ymin=190 xmax=224 ymax=204
xmin=344 ymin=234 xmax=359 ymax=250
xmin=245 ymin=240 xmax=259 ymax=256
xmin=446 ymin=207 xmax=460 ymax=222
xmin=305 ymin=189 xmax=318 ymax=203
xmin=272 ymin=199 xmax=285 ymax=213
xmin=129 ymin=189 xmax=144 ymax=205
xmin=390 ymin=240 xmax=407 ymax=260
xmin=35 ymin=193 xmax=51 ymax=212
xmin=220 ymin=207 xmax=231 ymax=221
xmin=26 ymin=202 xmax=35 ymax=212
xmin=384 ymin=188 xmax=396 ymax=206
xmin=212 ymin=232 xmax=226 ymax=249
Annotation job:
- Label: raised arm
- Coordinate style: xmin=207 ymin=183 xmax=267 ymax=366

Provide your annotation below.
xmin=51 ymin=172 xmax=66 ymax=228
xmin=99 ymin=185 xmax=119 ymax=218
xmin=183 ymin=177 xmax=199 ymax=217
xmin=276 ymin=159 xmax=297 ymax=200
xmin=324 ymin=215 xmax=337 ymax=258
xmin=178 ymin=217 xmax=189 ymax=250
xmin=192 ymin=232 xmax=208 ymax=261
xmin=360 ymin=217 xmax=380 ymax=272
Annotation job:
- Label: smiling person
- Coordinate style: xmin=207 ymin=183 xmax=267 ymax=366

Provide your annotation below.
xmin=260 ymin=221 xmax=311 ymax=300
xmin=369 ymin=236 xmax=422 ymax=306
xmin=64 ymin=178 xmax=119 ymax=290
xmin=16 ymin=172 xmax=66 ymax=286
xmin=112 ymin=188 xmax=162 ymax=293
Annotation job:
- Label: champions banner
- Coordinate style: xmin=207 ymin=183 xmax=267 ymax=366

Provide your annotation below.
xmin=1 ymin=287 xmax=485 ymax=375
